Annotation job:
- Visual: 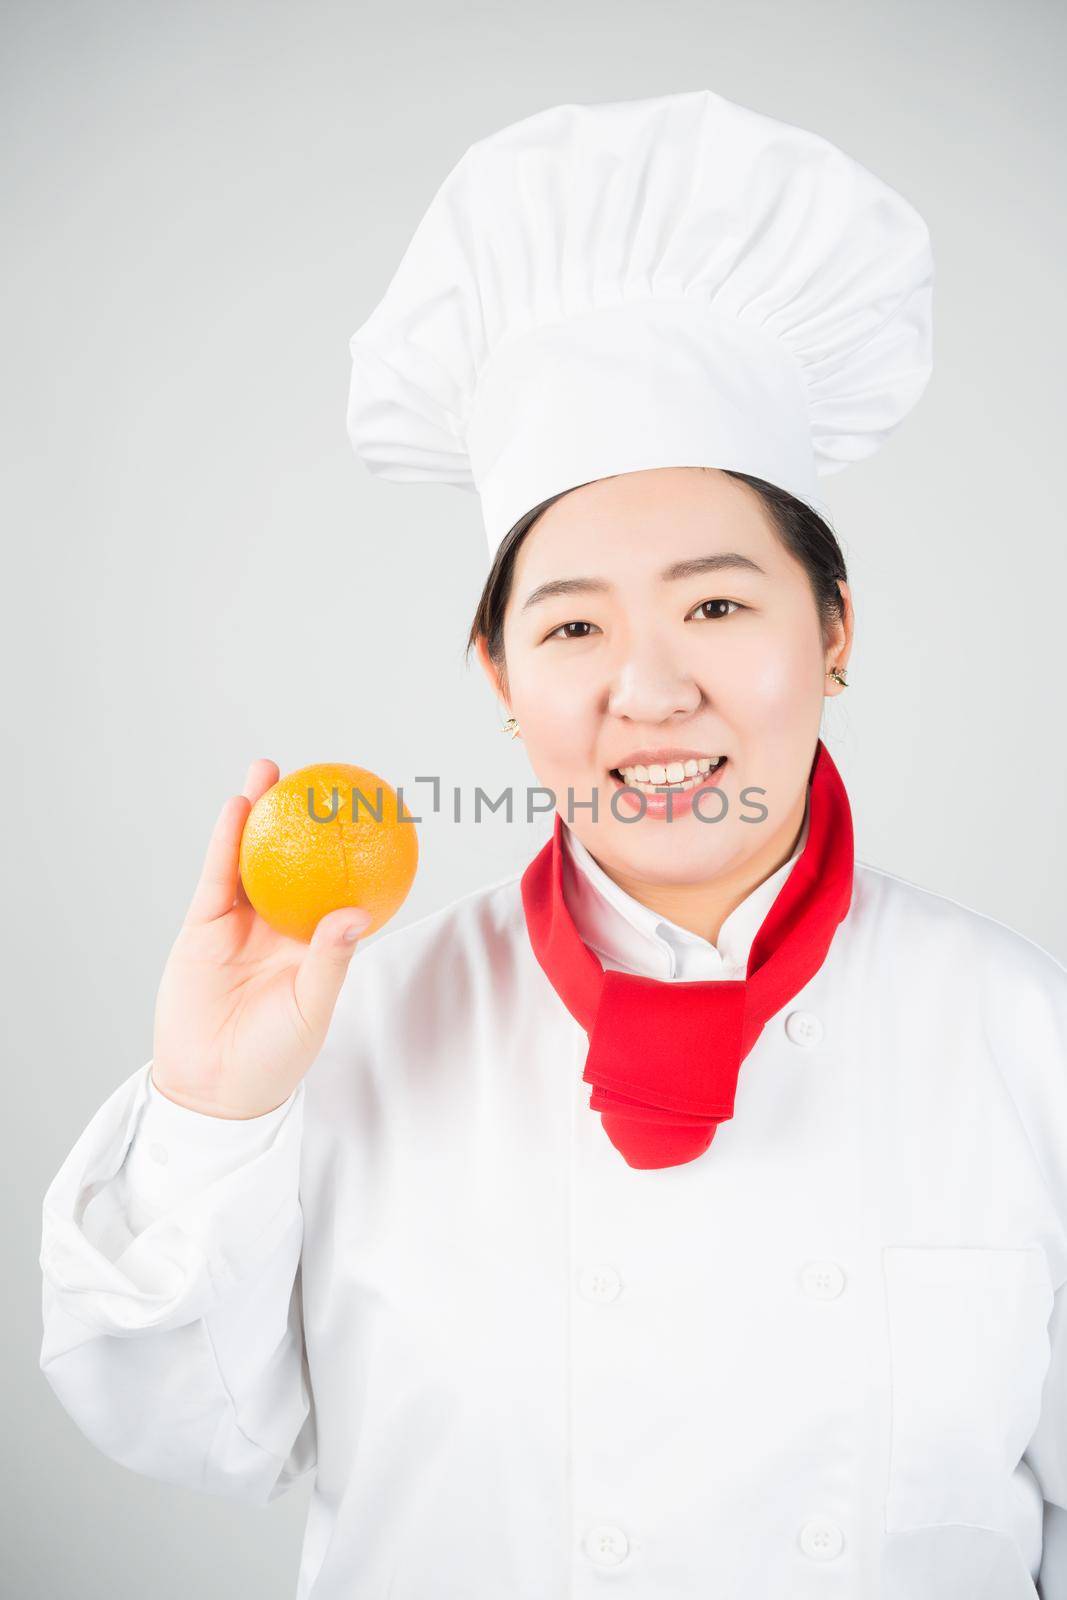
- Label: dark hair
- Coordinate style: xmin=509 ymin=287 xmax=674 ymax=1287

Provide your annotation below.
xmin=465 ymin=469 xmax=849 ymax=699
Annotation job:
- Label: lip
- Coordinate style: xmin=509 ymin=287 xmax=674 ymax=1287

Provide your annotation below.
xmin=608 ymin=757 xmax=729 ymax=820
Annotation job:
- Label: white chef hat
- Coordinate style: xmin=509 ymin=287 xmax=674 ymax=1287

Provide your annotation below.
xmin=347 ymin=89 xmax=934 ymax=561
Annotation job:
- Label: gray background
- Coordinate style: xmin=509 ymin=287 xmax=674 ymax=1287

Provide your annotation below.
xmin=5 ymin=1 xmax=1064 ymax=1594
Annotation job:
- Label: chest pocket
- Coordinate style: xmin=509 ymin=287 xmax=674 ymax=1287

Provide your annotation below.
xmin=882 ymin=1244 xmax=1054 ymax=1535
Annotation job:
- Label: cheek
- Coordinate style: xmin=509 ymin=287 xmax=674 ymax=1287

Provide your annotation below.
xmin=512 ymin=669 xmax=596 ymax=764
xmin=720 ymin=631 xmax=820 ymax=724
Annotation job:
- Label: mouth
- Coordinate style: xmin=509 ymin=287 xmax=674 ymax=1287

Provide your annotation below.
xmin=608 ymin=755 xmax=728 ymax=795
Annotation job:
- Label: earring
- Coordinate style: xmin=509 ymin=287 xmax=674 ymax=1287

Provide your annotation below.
xmin=827 ymin=667 xmax=848 ymax=688
xmin=501 ymin=716 xmax=521 ymax=738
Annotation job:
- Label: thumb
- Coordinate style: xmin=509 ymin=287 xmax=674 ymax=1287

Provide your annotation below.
xmin=293 ymin=906 xmax=373 ymax=1038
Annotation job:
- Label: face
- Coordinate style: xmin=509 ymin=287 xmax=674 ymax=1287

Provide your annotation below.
xmin=476 ymin=466 xmax=852 ymax=891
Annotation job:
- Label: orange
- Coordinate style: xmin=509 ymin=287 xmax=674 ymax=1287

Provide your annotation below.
xmin=238 ymin=762 xmax=419 ymax=943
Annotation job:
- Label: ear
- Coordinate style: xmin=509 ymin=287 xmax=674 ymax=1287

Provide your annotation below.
xmin=473 ymin=633 xmax=510 ymax=709
xmin=824 ymin=580 xmax=855 ymax=688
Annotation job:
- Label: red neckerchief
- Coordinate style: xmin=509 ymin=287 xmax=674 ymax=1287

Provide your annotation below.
xmin=519 ymin=739 xmax=854 ymax=1169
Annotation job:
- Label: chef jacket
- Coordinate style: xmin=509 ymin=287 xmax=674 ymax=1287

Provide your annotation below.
xmin=39 ymin=818 xmax=1067 ymax=1600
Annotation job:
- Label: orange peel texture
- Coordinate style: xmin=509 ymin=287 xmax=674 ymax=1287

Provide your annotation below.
xmin=238 ymin=762 xmax=419 ymax=942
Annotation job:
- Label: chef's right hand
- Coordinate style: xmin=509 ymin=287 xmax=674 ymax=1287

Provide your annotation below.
xmin=150 ymin=759 xmax=373 ymax=1120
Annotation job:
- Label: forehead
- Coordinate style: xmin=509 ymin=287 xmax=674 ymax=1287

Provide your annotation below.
xmin=510 ymin=466 xmax=781 ymax=586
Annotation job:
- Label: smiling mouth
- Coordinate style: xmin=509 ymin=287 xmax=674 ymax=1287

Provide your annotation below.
xmin=608 ymin=756 xmax=728 ymax=795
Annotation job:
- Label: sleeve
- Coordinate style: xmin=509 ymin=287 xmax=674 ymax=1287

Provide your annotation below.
xmin=38 ymin=1059 xmax=314 ymax=1506
xmin=979 ymin=930 xmax=1067 ymax=1597
xmin=1028 ymin=1278 xmax=1067 ymax=1599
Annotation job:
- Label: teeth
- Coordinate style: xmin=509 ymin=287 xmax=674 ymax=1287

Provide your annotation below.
xmin=615 ymin=756 xmax=724 ymax=791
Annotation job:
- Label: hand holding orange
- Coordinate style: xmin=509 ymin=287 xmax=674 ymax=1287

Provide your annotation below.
xmin=150 ymin=758 xmax=420 ymax=1120
xmin=239 ymin=762 xmax=419 ymax=943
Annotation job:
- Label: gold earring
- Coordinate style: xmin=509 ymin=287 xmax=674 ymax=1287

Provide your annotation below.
xmin=827 ymin=667 xmax=848 ymax=688
xmin=501 ymin=716 xmax=520 ymax=738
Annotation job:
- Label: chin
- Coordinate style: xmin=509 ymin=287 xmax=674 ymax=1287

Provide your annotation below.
xmin=598 ymin=823 xmax=742 ymax=880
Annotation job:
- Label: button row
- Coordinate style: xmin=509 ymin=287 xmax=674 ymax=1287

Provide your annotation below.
xmin=578 ymin=1010 xmax=836 ymax=1574
xmin=578 ymin=1259 xmax=848 ymax=1304
xmin=581 ymin=1517 xmax=845 ymax=1566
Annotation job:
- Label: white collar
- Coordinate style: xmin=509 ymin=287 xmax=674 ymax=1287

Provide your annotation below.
xmin=560 ymin=804 xmax=810 ymax=982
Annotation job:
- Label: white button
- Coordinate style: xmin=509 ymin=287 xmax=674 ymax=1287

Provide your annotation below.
xmin=785 ymin=1010 xmax=823 ymax=1047
xmin=148 ymin=1142 xmax=169 ymax=1165
xmin=578 ymin=1265 xmax=623 ymax=1303
xmin=798 ymin=1518 xmax=844 ymax=1559
xmin=800 ymin=1260 xmax=846 ymax=1299
xmin=583 ymin=1523 xmax=629 ymax=1565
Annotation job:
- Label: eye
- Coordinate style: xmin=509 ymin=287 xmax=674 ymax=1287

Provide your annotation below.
xmin=688 ymin=598 xmax=743 ymax=621
xmin=544 ymin=620 xmax=600 ymax=641
xmin=543 ymin=599 xmax=744 ymax=642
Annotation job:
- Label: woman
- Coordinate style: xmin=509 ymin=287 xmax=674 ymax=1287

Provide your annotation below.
xmin=40 ymin=91 xmax=1067 ymax=1599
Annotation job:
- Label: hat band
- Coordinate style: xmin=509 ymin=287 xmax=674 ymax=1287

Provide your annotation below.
xmin=465 ymin=297 xmax=825 ymax=558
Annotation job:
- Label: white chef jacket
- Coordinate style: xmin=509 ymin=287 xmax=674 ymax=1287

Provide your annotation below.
xmin=39 ymin=816 xmax=1067 ymax=1600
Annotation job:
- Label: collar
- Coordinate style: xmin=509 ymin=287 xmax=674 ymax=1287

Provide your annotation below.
xmin=561 ymin=803 xmax=810 ymax=982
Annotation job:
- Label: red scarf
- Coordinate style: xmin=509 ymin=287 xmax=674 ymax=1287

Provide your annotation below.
xmin=519 ymin=739 xmax=854 ymax=1169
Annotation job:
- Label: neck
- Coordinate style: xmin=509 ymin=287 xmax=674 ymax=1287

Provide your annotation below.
xmin=587 ymin=787 xmax=808 ymax=946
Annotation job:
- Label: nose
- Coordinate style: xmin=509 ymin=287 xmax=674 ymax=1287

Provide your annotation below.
xmin=606 ymin=638 xmax=703 ymax=724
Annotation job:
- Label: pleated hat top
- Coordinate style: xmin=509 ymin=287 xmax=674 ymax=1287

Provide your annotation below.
xmin=346 ymin=88 xmax=934 ymax=556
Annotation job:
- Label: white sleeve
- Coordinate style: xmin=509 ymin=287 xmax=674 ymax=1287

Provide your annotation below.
xmin=1028 ymin=1276 xmax=1067 ymax=1599
xmin=38 ymin=1060 xmax=314 ymax=1506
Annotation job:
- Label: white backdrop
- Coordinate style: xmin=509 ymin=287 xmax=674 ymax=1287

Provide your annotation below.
xmin=5 ymin=1 xmax=1065 ymax=1593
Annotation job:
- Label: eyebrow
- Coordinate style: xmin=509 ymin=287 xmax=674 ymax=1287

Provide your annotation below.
xmin=519 ymin=552 xmax=767 ymax=613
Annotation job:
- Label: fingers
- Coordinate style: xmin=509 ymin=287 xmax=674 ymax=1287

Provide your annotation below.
xmin=292 ymin=907 xmax=373 ymax=1039
xmin=185 ymin=795 xmax=247 ymax=925
xmin=242 ymin=758 xmax=280 ymax=806
xmin=234 ymin=759 xmax=280 ymax=908
xmin=186 ymin=760 xmax=281 ymax=926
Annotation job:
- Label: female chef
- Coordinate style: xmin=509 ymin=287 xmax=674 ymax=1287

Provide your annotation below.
xmin=39 ymin=90 xmax=1067 ymax=1600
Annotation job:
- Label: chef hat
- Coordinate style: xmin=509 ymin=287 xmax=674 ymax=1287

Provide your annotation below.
xmin=347 ymin=89 xmax=934 ymax=560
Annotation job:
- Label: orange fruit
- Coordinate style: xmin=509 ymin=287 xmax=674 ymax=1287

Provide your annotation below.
xmin=239 ymin=762 xmax=419 ymax=942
